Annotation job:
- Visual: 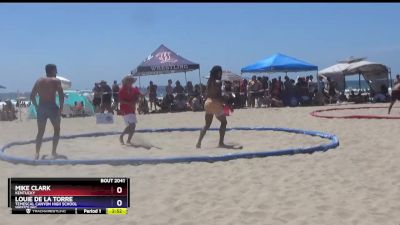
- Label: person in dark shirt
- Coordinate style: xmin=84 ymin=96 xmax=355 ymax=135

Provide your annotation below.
xmin=100 ymin=80 xmax=113 ymax=114
xmin=174 ymin=80 xmax=185 ymax=101
xmin=147 ymin=81 xmax=158 ymax=111
xmin=186 ymin=81 xmax=194 ymax=97
xmin=164 ymin=79 xmax=174 ymax=112
xmin=112 ymin=80 xmax=120 ymax=112
xmin=92 ymin=83 xmax=102 ymax=113
xmin=190 ymin=84 xmax=202 ymax=111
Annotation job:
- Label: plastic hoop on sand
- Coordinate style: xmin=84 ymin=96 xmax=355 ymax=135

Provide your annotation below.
xmin=310 ymin=106 xmax=400 ymax=119
xmin=0 ymin=127 xmax=339 ymax=165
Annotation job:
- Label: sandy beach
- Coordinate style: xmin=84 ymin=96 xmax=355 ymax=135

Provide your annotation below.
xmin=1 ymin=103 xmax=399 ymax=225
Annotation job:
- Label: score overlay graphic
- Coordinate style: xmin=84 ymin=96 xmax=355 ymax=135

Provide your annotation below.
xmin=8 ymin=178 xmax=130 ymax=215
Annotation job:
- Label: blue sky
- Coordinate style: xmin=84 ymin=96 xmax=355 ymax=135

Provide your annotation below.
xmin=0 ymin=3 xmax=399 ymax=92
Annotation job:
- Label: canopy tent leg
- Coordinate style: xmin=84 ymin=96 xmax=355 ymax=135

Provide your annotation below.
xmin=316 ymin=69 xmax=325 ymax=106
xmin=316 ymin=70 xmax=320 ymax=94
xmin=198 ymin=67 xmax=202 ymax=86
xmin=184 ymin=71 xmax=188 ymax=85
xmin=18 ymin=90 xmax=22 ymax=122
xmin=358 ymin=73 xmax=361 ymax=90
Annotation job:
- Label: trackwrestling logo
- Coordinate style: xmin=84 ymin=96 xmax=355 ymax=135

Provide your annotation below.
xmin=155 ymin=51 xmax=178 ymax=64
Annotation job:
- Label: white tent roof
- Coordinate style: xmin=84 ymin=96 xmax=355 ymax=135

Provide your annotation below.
xmin=203 ymin=70 xmax=243 ymax=82
xmin=56 ymin=76 xmax=72 ymax=90
xmin=221 ymin=71 xmax=243 ymax=82
xmin=319 ymin=60 xmax=388 ymax=76
xmin=318 ymin=59 xmax=389 ymax=92
xmin=346 ymin=61 xmax=388 ymax=74
xmin=318 ymin=63 xmax=350 ymax=77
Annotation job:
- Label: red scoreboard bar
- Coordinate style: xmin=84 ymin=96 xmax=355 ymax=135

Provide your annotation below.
xmin=8 ymin=178 xmax=130 ymax=215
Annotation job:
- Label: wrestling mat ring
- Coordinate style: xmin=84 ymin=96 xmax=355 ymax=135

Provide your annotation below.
xmin=0 ymin=127 xmax=339 ymax=165
xmin=310 ymin=106 xmax=400 ymax=119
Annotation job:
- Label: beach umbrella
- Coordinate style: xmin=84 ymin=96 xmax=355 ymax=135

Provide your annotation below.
xmin=56 ymin=76 xmax=72 ymax=90
xmin=0 ymin=85 xmax=6 ymax=89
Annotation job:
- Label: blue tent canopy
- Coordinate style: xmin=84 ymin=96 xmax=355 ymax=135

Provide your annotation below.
xmin=241 ymin=53 xmax=318 ymax=73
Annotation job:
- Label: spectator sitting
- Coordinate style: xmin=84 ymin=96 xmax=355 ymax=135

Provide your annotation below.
xmin=186 ymin=81 xmax=194 ymax=97
xmin=72 ymin=101 xmax=84 ymax=116
xmin=297 ymin=77 xmax=311 ymax=106
xmin=348 ymin=90 xmax=357 ymax=103
xmin=174 ymin=80 xmax=186 ymax=101
xmin=270 ymin=96 xmax=284 ymax=107
xmin=193 ymin=84 xmax=201 ymax=99
xmin=373 ymin=87 xmax=387 ymax=103
xmin=3 ymin=100 xmax=17 ymax=121
xmin=189 ymin=84 xmax=203 ymax=111
xmin=173 ymin=80 xmax=187 ymax=111
xmin=338 ymin=92 xmax=348 ymax=102
xmin=380 ymin=84 xmax=389 ymax=101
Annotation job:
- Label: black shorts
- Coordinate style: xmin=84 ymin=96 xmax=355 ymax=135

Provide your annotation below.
xmin=37 ymin=102 xmax=60 ymax=124
xmin=93 ymin=98 xmax=101 ymax=106
xmin=113 ymin=95 xmax=119 ymax=103
xmin=149 ymin=94 xmax=157 ymax=102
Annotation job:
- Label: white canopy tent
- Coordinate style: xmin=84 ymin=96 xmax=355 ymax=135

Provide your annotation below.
xmin=56 ymin=76 xmax=72 ymax=90
xmin=319 ymin=57 xmax=391 ymax=93
xmin=203 ymin=70 xmax=243 ymax=82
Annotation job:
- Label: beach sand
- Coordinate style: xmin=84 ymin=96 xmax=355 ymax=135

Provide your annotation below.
xmin=0 ymin=103 xmax=399 ymax=225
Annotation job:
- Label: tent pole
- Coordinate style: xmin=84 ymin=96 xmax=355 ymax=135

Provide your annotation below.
xmin=18 ymin=90 xmax=22 ymax=122
xmin=316 ymin=70 xmax=320 ymax=94
xmin=198 ymin=67 xmax=202 ymax=86
xmin=184 ymin=71 xmax=188 ymax=84
xmin=358 ymin=73 xmax=361 ymax=90
xmin=389 ymin=67 xmax=392 ymax=88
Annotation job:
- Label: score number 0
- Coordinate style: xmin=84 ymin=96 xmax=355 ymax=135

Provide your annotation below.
xmin=116 ymin=186 xmax=123 ymax=207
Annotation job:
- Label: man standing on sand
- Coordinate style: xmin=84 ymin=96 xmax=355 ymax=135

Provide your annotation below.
xmin=30 ymin=64 xmax=64 ymax=160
